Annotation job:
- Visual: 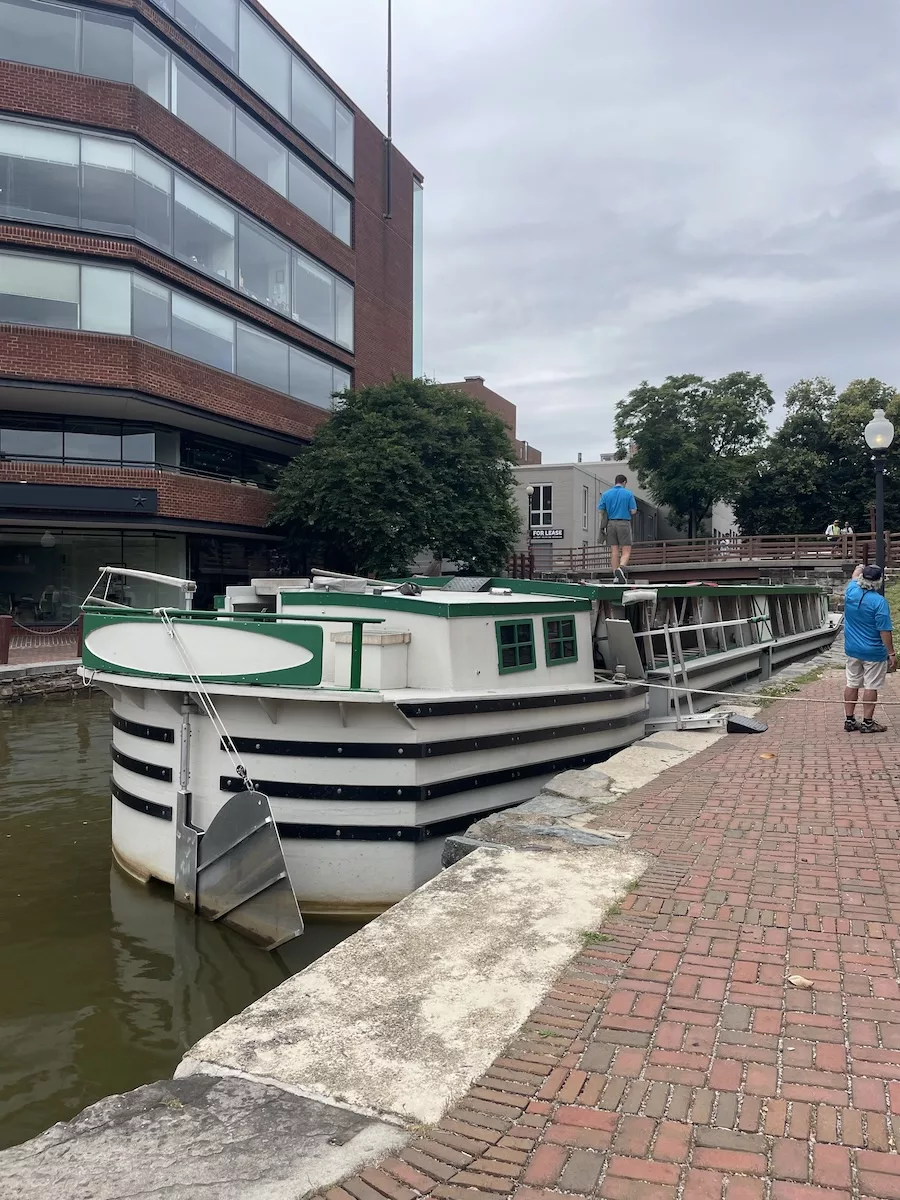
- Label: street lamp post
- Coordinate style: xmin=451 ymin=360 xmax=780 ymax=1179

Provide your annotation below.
xmin=525 ymin=485 xmax=534 ymax=578
xmin=864 ymin=408 xmax=895 ymax=573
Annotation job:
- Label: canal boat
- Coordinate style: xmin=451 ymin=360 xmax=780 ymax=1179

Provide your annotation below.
xmin=79 ymin=570 xmax=650 ymax=918
xmin=404 ymin=576 xmax=841 ymax=726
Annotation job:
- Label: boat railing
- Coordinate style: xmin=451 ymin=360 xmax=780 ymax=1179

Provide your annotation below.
xmin=81 ymin=606 xmax=385 ymax=691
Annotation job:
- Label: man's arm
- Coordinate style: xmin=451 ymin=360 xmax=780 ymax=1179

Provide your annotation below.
xmin=882 ymin=630 xmax=896 ymax=671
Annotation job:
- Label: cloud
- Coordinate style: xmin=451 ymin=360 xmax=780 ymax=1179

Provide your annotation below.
xmin=264 ymin=0 xmax=900 ymax=460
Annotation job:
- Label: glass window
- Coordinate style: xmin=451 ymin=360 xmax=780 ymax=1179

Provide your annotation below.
xmin=172 ymin=59 xmax=233 ymax=156
xmin=175 ymin=0 xmax=237 ymax=70
xmin=81 ymin=266 xmax=132 ymax=334
xmin=80 ymin=137 xmax=134 ymax=234
xmin=530 ymin=484 xmax=553 ymax=527
xmin=0 ymin=0 xmax=78 ymax=71
xmin=335 ymin=102 xmax=354 ymax=176
xmin=134 ymin=149 xmax=172 ymax=250
xmin=174 ymin=175 xmax=235 ymax=284
xmin=289 ymin=347 xmax=332 ymax=408
xmin=0 ymin=253 xmax=78 ymax=328
xmin=155 ymin=429 xmax=179 ymax=465
xmin=132 ymin=276 xmax=171 ymax=349
xmin=171 ymin=293 xmax=234 ymax=373
xmin=0 ymin=121 xmax=79 ymax=227
xmin=291 ymin=58 xmax=335 ymax=159
xmin=333 ymin=366 xmax=351 ymax=396
xmin=543 ymin=616 xmax=578 ymax=665
xmin=333 ymin=191 xmax=351 ymax=244
xmin=181 ymin=432 xmax=240 ymax=479
xmin=122 ymin=426 xmax=155 ymax=463
xmin=64 ymin=420 xmax=123 ymax=464
xmin=288 ymin=154 xmax=331 ymax=231
xmin=238 ymin=217 xmax=289 ymax=316
xmin=236 ymin=110 xmax=287 ymax=196
xmin=0 ymin=417 xmax=63 ymax=461
xmin=292 ymin=252 xmax=334 ymax=339
xmin=496 ymin=620 xmax=536 ymax=673
xmin=133 ymin=25 xmax=170 ymax=107
xmin=239 ymin=4 xmax=290 ymax=118
xmin=335 ymin=278 xmax=353 ymax=350
xmin=236 ymin=324 xmax=289 ymax=394
xmin=81 ymin=9 xmax=132 ymax=83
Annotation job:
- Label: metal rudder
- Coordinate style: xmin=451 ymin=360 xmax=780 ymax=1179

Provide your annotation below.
xmin=169 ymin=655 xmax=304 ymax=952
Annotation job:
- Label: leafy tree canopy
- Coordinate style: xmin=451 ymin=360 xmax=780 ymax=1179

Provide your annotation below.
xmin=732 ymin=377 xmax=900 ymax=534
xmin=269 ymin=377 xmax=521 ymax=577
xmin=613 ymin=372 xmax=774 ymax=535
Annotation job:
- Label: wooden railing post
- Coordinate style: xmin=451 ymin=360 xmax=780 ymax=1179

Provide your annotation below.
xmin=0 ymin=614 xmax=11 ymax=666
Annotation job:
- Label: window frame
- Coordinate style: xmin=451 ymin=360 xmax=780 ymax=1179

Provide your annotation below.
xmin=495 ymin=619 xmax=537 ymax=675
xmin=542 ymin=615 xmax=578 ymax=667
xmin=530 ymin=483 xmax=553 ymax=528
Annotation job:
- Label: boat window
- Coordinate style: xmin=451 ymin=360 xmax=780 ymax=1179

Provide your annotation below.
xmin=543 ymin=616 xmax=577 ymax=665
xmin=495 ymin=619 xmax=536 ymax=673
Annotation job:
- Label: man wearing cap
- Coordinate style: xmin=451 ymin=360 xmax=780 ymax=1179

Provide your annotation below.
xmin=843 ymin=564 xmax=895 ymax=733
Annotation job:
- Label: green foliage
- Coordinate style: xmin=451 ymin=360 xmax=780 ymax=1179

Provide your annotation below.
xmin=614 ymin=372 xmax=774 ymax=535
xmin=269 ymin=377 xmax=521 ymax=577
xmin=732 ymin=377 xmax=900 ymax=534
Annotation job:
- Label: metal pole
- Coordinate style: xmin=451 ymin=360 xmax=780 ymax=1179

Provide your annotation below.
xmin=875 ymin=452 xmax=886 ymax=573
xmin=383 ymin=0 xmax=393 ymax=219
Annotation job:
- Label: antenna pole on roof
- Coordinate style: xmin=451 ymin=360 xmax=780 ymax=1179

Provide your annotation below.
xmin=383 ymin=0 xmax=393 ymax=219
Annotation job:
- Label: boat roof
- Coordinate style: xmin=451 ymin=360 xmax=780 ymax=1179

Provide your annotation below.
xmin=399 ymin=577 xmax=827 ymax=599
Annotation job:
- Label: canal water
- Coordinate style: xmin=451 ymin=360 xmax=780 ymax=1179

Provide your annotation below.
xmin=0 ymin=694 xmax=361 ymax=1151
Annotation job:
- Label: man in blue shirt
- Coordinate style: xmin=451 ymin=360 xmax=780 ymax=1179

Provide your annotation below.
xmin=843 ymin=564 xmax=895 ymax=733
xmin=598 ymin=474 xmax=638 ymax=583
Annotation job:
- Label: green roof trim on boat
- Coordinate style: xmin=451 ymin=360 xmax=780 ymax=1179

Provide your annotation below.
xmin=279 ymin=590 xmax=592 ymax=618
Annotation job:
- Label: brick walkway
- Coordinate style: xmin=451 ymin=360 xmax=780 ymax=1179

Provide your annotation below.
xmin=327 ymin=673 xmax=900 ymax=1200
xmin=7 ymin=633 xmax=78 ymax=666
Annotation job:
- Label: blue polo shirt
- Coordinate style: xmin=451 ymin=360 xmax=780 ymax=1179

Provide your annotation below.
xmin=844 ymin=581 xmax=892 ymax=661
xmin=598 ymin=485 xmax=637 ymax=521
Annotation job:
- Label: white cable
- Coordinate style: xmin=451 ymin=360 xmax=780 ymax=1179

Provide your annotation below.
xmin=155 ymin=609 xmax=254 ymax=788
xmin=612 ymin=676 xmax=900 ymax=705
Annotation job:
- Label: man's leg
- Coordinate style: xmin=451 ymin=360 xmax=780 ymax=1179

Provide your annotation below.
xmin=862 ymin=689 xmax=878 ymax=720
xmin=620 ymin=545 xmax=632 ymax=568
xmin=858 ymin=660 xmax=888 ymax=731
xmin=844 ymin=685 xmax=859 ymax=718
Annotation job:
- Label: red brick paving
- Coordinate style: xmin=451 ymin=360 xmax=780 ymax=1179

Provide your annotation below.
xmin=322 ymin=673 xmax=900 ymax=1200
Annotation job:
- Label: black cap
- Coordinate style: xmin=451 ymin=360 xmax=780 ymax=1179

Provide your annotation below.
xmin=863 ymin=565 xmax=884 ymax=581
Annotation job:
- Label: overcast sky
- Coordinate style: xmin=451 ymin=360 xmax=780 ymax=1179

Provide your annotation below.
xmin=265 ymin=0 xmax=900 ymax=462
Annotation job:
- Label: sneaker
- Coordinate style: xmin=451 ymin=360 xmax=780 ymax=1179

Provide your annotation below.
xmin=859 ymin=718 xmax=888 ymax=733
xmin=844 ymin=717 xmax=861 ymax=732
xmin=614 ymin=567 xmax=628 ymax=584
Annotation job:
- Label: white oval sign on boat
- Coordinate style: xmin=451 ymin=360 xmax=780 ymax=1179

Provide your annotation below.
xmin=85 ymin=621 xmax=315 ymax=680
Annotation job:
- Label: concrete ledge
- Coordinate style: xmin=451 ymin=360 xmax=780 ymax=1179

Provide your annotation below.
xmin=179 ymin=842 xmax=647 ymax=1125
xmin=1 ymin=1074 xmax=406 ymax=1200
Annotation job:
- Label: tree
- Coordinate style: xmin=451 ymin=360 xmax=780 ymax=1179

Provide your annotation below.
xmin=269 ymin=377 xmax=521 ymax=576
xmin=732 ymin=378 xmax=838 ymax=534
xmin=614 ymin=372 xmax=774 ymax=536
xmin=732 ymin=377 xmax=900 ymax=534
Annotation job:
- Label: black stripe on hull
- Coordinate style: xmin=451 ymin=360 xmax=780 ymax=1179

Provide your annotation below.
xmin=112 ymin=712 xmax=175 ymax=744
xmin=398 ymin=685 xmax=646 ymax=718
xmin=225 ymin=712 xmax=642 ymax=760
xmin=220 ymin=744 xmax=631 ymax=803
xmin=110 ymin=789 xmax=522 ymax=842
xmin=111 ymin=780 xmax=173 ymax=821
xmin=112 ymin=745 xmax=173 ymax=782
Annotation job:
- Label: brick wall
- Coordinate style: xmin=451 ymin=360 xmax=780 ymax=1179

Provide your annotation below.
xmin=0 ymin=461 xmax=274 ymax=528
xmin=0 ymin=325 xmax=329 ymax=442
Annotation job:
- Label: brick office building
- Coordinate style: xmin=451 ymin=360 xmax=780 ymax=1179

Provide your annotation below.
xmin=0 ymin=0 xmax=422 ymax=619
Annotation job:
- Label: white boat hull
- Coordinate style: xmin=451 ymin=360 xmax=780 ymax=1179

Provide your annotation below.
xmin=99 ymin=679 xmax=649 ymax=915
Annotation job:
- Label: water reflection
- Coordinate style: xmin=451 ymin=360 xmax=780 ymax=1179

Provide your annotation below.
xmin=0 ymin=696 xmax=361 ymax=1150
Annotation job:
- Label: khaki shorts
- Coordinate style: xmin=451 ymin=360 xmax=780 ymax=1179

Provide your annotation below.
xmin=846 ymin=657 xmax=888 ymax=690
xmin=606 ymin=519 xmax=633 ymax=547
